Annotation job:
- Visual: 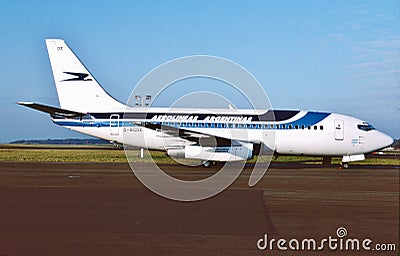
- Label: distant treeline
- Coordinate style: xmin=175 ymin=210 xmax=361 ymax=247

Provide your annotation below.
xmin=10 ymin=138 xmax=109 ymax=145
xmin=392 ymin=139 xmax=400 ymax=149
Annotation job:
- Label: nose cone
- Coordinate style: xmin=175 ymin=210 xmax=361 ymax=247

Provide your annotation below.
xmin=377 ymin=132 xmax=394 ymax=150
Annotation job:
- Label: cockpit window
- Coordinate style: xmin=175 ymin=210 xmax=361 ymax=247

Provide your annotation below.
xmin=357 ymin=122 xmax=375 ymax=132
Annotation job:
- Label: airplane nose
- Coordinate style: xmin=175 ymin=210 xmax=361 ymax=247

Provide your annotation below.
xmin=378 ymin=132 xmax=394 ymax=149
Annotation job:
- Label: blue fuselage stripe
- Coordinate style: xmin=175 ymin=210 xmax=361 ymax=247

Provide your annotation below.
xmin=53 ymin=112 xmax=330 ymax=130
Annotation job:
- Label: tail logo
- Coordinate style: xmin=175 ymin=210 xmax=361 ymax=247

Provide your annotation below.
xmin=61 ymin=72 xmax=93 ymax=82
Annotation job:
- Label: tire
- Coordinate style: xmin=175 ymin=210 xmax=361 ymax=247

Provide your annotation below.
xmin=202 ymin=161 xmax=210 ymax=167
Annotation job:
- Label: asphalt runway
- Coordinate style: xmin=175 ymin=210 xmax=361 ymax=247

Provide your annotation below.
xmin=0 ymin=162 xmax=398 ymax=255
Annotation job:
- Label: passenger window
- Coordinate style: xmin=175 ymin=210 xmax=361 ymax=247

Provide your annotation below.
xmin=320 ymin=125 xmax=323 ymax=130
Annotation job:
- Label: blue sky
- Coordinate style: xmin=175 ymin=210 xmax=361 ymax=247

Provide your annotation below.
xmin=0 ymin=0 xmax=399 ymax=142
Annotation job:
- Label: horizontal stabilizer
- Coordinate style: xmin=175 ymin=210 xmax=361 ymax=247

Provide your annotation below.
xmin=17 ymin=102 xmax=85 ymax=118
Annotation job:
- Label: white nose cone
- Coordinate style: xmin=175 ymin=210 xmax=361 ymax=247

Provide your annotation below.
xmin=378 ymin=132 xmax=394 ymax=150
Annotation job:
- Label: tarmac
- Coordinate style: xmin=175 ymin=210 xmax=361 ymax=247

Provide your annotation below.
xmin=0 ymin=162 xmax=398 ymax=255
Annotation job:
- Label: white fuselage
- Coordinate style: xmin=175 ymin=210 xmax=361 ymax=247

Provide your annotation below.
xmin=53 ymin=108 xmax=393 ymax=161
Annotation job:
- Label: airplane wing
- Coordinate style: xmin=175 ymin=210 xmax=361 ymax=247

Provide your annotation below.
xmin=140 ymin=122 xmax=236 ymax=147
xmin=17 ymin=102 xmax=86 ymax=118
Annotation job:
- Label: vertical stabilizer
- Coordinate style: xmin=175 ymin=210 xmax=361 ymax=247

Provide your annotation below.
xmin=45 ymin=39 xmax=126 ymax=112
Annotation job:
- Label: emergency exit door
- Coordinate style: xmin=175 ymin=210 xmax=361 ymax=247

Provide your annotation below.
xmin=334 ymin=119 xmax=344 ymax=140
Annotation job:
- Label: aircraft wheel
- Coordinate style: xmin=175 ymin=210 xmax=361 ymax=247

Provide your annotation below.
xmin=202 ymin=161 xmax=210 ymax=167
xmin=341 ymin=162 xmax=349 ymax=169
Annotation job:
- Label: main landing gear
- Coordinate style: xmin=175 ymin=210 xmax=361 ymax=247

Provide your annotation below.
xmin=202 ymin=161 xmax=221 ymax=167
xmin=202 ymin=161 xmax=211 ymax=167
xmin=202 ymin=161 xmax=217 ymax=167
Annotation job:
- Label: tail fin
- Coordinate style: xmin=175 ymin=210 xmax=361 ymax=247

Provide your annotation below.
xmin=45 ymin=39 xmax=126 ymax=112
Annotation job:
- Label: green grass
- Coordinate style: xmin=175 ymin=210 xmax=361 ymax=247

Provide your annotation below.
xmin=0 ymin=145 xmax=177 ymax=163
xmin=0 ymin=148 xmax=127 ymax=162
xmin=0 ymin=144 xmax=398 ymax=165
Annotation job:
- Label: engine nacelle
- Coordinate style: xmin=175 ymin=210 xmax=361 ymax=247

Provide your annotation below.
xmin=166 ymin=148 xmax=185 ymax=158
xmin=167 ymin=143 xmax=253 ymax=162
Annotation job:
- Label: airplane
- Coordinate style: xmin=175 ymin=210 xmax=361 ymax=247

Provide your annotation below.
xmin=18 ymin=39 xmax=394 ymax=168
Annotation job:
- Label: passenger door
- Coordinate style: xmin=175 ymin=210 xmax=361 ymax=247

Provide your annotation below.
xmin=334 ymin=119 xmax=344 ymax=140
xmin=110 ymin=114 xmax=120 ymax=136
